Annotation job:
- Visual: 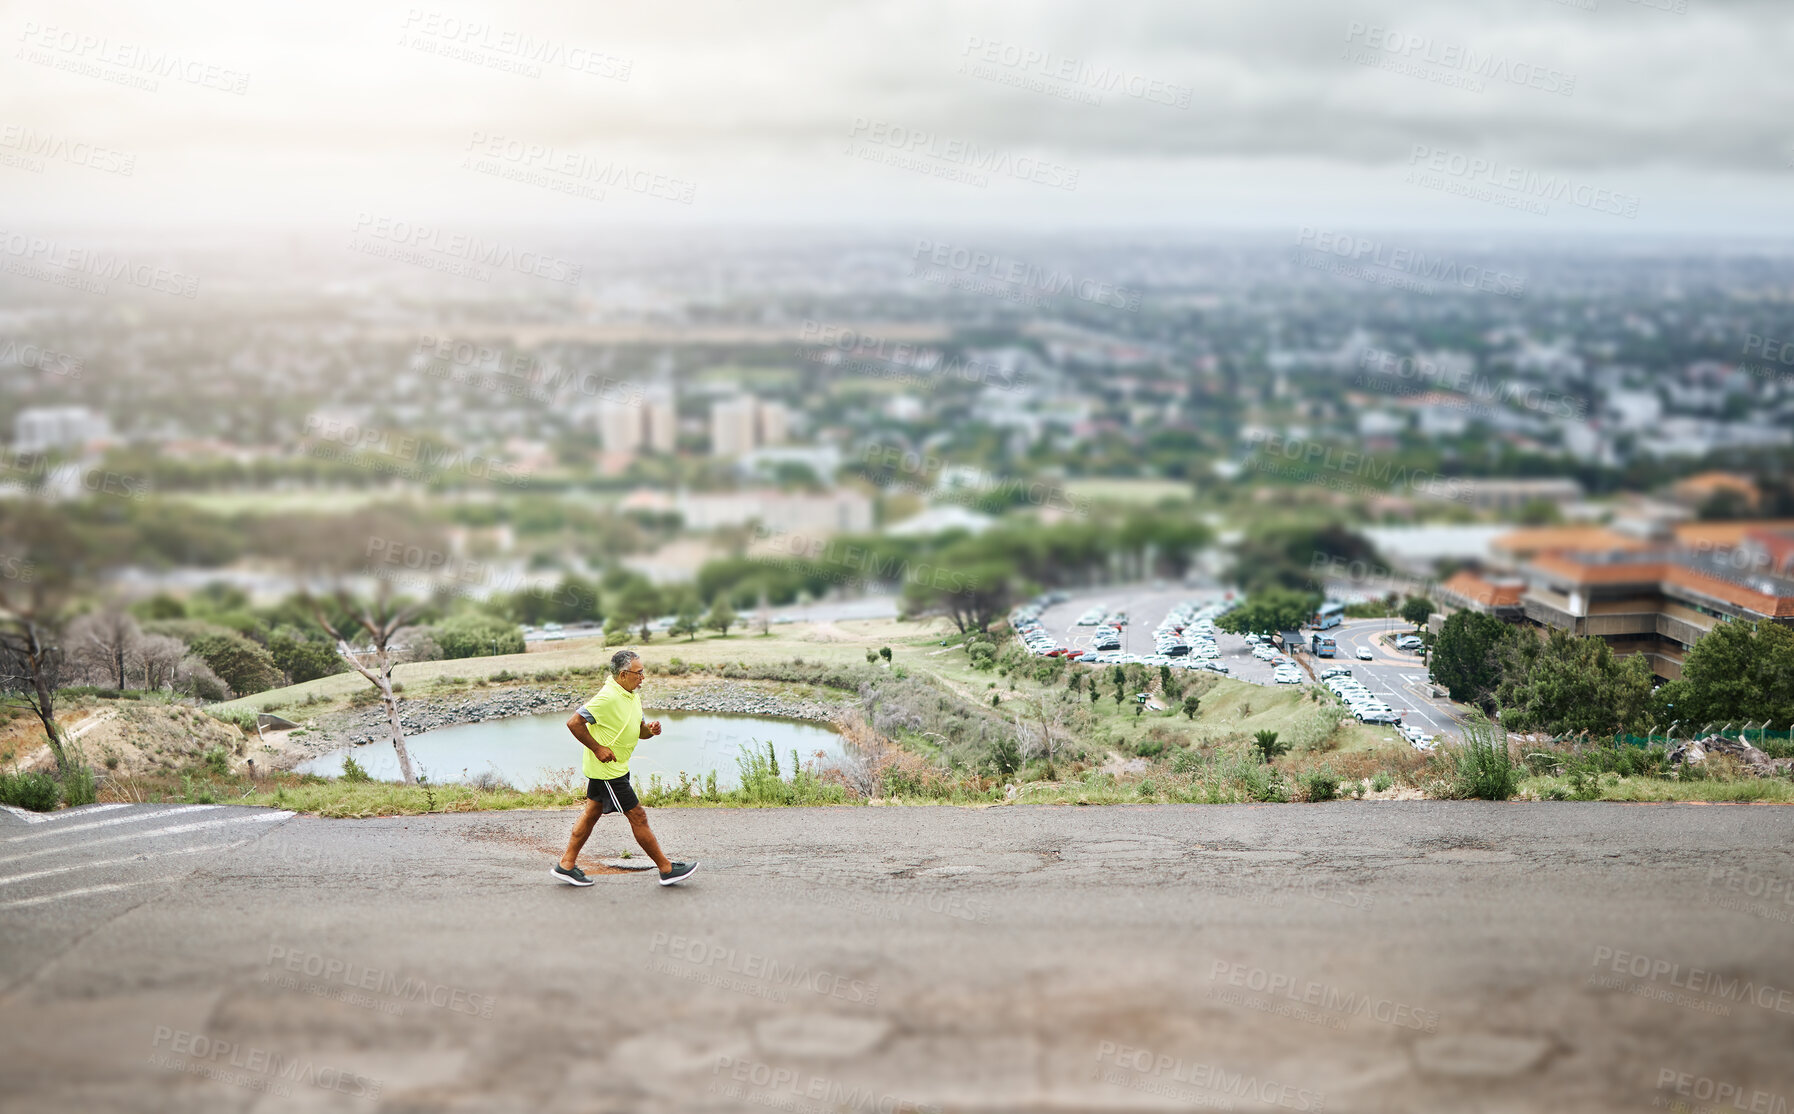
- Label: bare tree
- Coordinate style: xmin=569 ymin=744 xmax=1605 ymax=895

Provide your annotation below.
xmin=309 ymin=589 xmax=426 ymax=784
xmin=69 ymin=609 xmax=140 ymax=690
xmin=134 ymin=634 xmax=189 ymax=691
xmin=1007 ymin=695 xmax=1071 ymax=772
xmin=0 ymin=607 xmax=71 ymax=776
xmin=174 ymin=654 xmax=231 ymax=701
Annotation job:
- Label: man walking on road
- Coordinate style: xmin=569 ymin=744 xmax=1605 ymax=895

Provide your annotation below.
xmin=554 ymin=649 xmax=698 ymax=887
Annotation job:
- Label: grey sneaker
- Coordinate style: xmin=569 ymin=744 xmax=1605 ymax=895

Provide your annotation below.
xmin=658 ymin=861 xmax=698 ymax=886
xmin=552 ymin=863 xmax=594 ymax=886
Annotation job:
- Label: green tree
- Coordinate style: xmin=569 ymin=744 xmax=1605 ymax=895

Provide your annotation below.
xmin=131 ymin=593 xmax=187 ymax=621
xmin=1182 ymin=694 xmax=1202 ymax=720
xmin=187 ymin=630 xmax=284 ymax=696
xmin=430 ymin=613 xmax=525 ymax=660
xmin=267 ymin=626 xmax=349 ymax=684
xmin=665 ymin=585 xmax=703 ymax=642
xmin=1215 ymin=587 xmax=1320 ymax=637
xmin=1400 ymin=596 xmax=1434 ymax=630
xmin=1496 ymin=628 xmax=1654 ymax=736
xmin=1431 ymin=610 xmax=1515 ymax=710
xmin=898 ymin=543 xmax=1019 ymax=633
xmin=705 ymin=595 xmax=738 ymax=637
xmin=604 ymin=574 xmax=662 ymax=642
xmin=1227 ymin=522 xmax=1377 ymax=594
xmin=1655 ymin=620 xmax=1794 ymax=728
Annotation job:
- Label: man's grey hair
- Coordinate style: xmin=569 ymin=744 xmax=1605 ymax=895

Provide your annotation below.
xmin=610 ymin=649 xmax=641 ymax=674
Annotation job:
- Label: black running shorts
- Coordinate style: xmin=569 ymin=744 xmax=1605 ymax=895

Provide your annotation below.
xmin=586 ymin=772 xmax=639 ymax=815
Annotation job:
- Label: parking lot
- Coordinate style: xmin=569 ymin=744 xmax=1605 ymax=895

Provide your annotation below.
xmin=1030 ymin=585 xmax=1467 ymax=742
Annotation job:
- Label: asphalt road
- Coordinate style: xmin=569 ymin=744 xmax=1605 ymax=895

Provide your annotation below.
xmin=5 ymin=800 xmax=1793 ymax=1113
xmin=1325 ymin=618 xmax=1464 ymax=740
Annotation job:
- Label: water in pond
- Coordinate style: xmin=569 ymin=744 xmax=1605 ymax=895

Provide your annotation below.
xmin=294 ymin=710 xmax=844 ymax=790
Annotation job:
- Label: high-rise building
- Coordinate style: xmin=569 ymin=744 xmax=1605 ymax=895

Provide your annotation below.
xmin=758 ymin=401 xmax=790 ymax=447
xmin=710 ymin=396 xmax=789 ymax=458
xmin=599 ymin=389 xmax=676 ymax=455
xmin=645 ymin=390 xmax=677 ymax=454
xmin=710 ymin=396 xmax=758 ymax=458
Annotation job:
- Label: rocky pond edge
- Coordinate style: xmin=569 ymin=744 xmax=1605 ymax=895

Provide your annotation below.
xmin=278 ymin=680 xmax=847 ymax=768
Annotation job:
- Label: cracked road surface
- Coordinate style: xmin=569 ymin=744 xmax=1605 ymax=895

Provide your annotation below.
xmin=2 ymin=801 xmax=1791 ymax=1112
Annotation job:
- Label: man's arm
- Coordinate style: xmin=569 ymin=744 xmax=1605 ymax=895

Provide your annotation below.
xmin=638 ymin=719 xmax=662 ymax=739
xmin=566 ymin=713 xmax=616 ymax=764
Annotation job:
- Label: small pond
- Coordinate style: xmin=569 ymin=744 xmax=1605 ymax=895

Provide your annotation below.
xmin=294 ymin=710 xmax=844 ymax=790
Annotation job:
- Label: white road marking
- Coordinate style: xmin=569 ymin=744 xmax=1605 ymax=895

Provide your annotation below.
xmin=0 ymin=802 xmax=132 ymax=824
xmin=0 ymin=804 xmax=221 ymax=844
xmin=0 ymin=812 xmax=293 ymax=866
xmin=0 ymin=840 xmax=251 ymax=888
xmin=0 ymin=876 xmax=186 ymax=911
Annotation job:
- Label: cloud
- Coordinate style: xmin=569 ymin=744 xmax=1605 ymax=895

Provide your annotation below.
xmin=3 ymin=0 xmax=1788 ymax=231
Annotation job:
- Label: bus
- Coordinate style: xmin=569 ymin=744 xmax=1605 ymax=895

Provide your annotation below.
xmin=1313 ymin=602 xmax=1344 ymax=630
xmin=1311 ymin=633 xmax=1337 ymax=657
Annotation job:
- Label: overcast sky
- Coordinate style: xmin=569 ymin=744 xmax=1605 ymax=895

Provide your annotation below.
xmin=3 ymin=0 xmax=1790 ymax=239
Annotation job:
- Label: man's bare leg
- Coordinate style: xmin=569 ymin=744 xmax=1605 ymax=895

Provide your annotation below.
xmin=624 ymin=805 xmax=673 ymax=874
xmin=559 ymin=798 xmax=601 ymax=870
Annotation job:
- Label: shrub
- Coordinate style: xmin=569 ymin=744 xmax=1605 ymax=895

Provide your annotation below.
xmin=985 ymin=735 xmax=1022 ymax=778
xmin=1228 ymin=753 xmax=1289 ymax=802
xmin=1253 ymin=730 xmax=1289 ymax=763
xmin=0 ymin=769 xmax=61 ymax=811
xmin=203 ymin=747 xmax=231 ymax=776
xmin=732 ymin=742 xmax=847 ymax=806
xmin=340 ymin=754 xmax=373 ymax=783
xmin=1301 ymin=769 xmax=1339 ymax=802
xmin=205 ymin=707 xmax=258 ymax=732
xmin=430 ymin=613 xmax=526 ymax=659
xmin=1447 ymin=716 xmax=1519 ymax=800
xmin=468 ymin=768 xmax=516 ymax=792
xmin=1371 ymin=772 xmax=1393 ymax=793
xmin=61 ymin=765 xmax=98 ymax=807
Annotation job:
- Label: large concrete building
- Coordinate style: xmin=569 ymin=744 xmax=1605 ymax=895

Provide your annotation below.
xmin=1434 ymin=521 xmax=1794 ymax=680
xmin=13 ymin=406 xmax=109 ymax=453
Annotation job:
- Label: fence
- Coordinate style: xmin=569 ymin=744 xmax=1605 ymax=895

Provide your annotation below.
xmin=1602 ymin=724 xmax=1794 ymax=750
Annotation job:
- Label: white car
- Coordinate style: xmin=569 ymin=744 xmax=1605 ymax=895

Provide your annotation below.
xmin=1356 ymin=647 xmax=1374 ymax=661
